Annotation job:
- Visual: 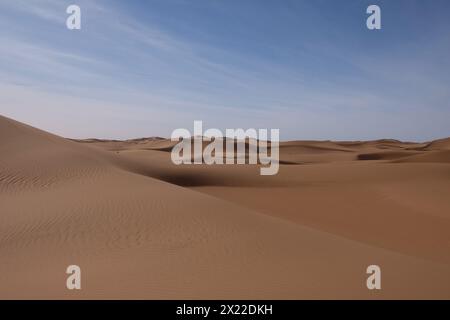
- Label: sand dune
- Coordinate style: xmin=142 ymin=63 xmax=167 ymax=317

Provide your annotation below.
xmin=1 ymin=114 xmax=450 ymax=299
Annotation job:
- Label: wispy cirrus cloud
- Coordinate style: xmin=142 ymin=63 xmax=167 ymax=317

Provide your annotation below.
xmin=0 ymin=0 xmax=449 ymax=140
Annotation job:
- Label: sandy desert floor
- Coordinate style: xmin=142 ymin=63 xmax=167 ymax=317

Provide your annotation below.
xmin=0 ymin=114 xmax=449 ymax=299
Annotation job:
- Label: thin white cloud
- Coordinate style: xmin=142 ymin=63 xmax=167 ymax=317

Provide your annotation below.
xmin=0 ymin=0 xmax=65 ymax=24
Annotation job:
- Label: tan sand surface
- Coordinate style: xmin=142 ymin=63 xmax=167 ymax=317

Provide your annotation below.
xmin=1 ymin=114 xmax=450 ymax=299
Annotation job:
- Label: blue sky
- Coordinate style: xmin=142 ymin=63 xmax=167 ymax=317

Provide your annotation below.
xmin=0 ymin=0 xmax=449 ymax=140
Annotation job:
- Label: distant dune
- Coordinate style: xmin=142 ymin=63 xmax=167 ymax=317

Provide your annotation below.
xmin=1 ymin=114 xmax=450 ymax=299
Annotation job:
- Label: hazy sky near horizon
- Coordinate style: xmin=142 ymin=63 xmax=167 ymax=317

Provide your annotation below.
xmin=0 ymin=0 xmax=449 ymax=140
